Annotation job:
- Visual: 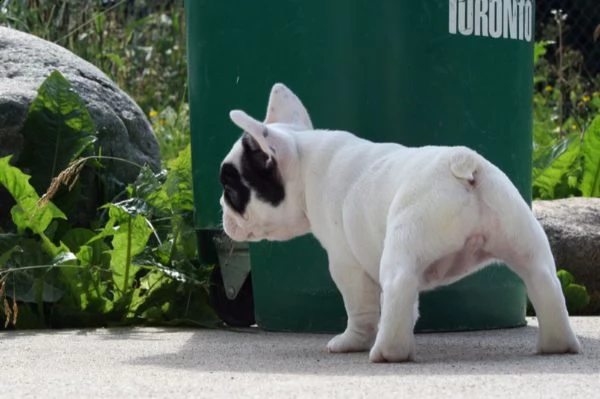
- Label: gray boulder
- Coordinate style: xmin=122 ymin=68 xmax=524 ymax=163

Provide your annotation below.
xmin=0 ymin=26 xmax=160 ymax=225
xmin=533 ymin=198 xmax=600 ymax=314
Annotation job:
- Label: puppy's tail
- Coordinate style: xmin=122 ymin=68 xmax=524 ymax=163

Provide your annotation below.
xmin=449 ymin=147 xmax=481 ymax=187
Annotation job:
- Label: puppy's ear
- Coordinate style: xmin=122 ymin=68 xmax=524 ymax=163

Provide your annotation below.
xmin=264 ymin=83 xmax=313 ymax=130
xmin=230 ymin=110 xmax=277 ymax=157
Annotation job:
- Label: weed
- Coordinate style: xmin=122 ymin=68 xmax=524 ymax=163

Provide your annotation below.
xmin=0 ymin=71 xmax=217 ymax=329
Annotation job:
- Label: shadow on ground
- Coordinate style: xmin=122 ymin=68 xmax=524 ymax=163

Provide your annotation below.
xmin=127 ymin=320 xmax=600 ymax=376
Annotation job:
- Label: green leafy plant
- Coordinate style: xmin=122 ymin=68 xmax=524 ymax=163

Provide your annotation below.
xmin=0 ymin=158 xmax=66 ymax=326
xmin=532 ymin=12 xmax=600 ymax=200
xmin=0 ymin=71 xmax=217 ymax=329
xmin=0 ymin=151 xmax=219 ymax=329
xmin=531 ymin=12 xmax=598 ymax=316
xmin=17 ymin=70 xmax=97 ymax=193
xmin=13 ymin=70 xmax=100 ymax=230
xmin=557 ymin=269 xmax=591 ymax=314
xmin=532 ymin=116 xmax=600 ymax=199
xmin=0 ymin=2 xmax=219 ymax=329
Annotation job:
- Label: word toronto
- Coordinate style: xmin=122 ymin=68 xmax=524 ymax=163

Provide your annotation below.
xmin=449 ymin=0 xmax=533 ymax=42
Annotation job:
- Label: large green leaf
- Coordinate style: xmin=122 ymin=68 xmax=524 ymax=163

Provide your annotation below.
xmin=60 ymin=228 xmax=111 ymax=269
xmin=126 ymin=269 xmax=169 ymax=317
xmin=580 ymin=115 xmax=600 ymax=197
xmin=103 ymin=204 xmax=152 ymax=295
xmin=17 ymin=70 xmax=96 ymax=194
xmin=130 ymin=166 xmax=169 ymax=213
xmin=165 ymin=144 xmax=194 ymax=212
xmin=57 ymin=228 xmax=112 ymax=313
xmin=164 ymin=145 xmax=196 ymax=259
xmin=130 ymin=145 xmax=194 ymax=216
xmin=532 ymin=135 xmax=577 ymax=178
xmin=533 ymin=135 xmax=581 ymax=199
xmin=0 ymin=156 xmax=66 ymax=234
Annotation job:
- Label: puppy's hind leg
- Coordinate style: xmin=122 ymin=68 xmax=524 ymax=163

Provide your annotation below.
xmin=500 ymin=219 xmax=581 ymax=354
xmin=369 ymin=249 xmax=420 ymax=363
xmin=474 ymin=159 xmax=580 ymax=354
xmin=327 ymin=257 xmax=380 ymax=353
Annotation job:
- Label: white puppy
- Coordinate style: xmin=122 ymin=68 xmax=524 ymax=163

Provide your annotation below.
xmin=219 ymin=83 xmax=581 ymax=362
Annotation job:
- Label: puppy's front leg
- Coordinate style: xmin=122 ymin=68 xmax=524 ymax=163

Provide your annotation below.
xmin=327 ymin=256 xmax=380 ymax=353
xmin=369 ymin=247 xmax=420 ymax=363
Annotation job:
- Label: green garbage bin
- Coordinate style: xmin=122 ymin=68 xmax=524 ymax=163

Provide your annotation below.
xmin=186 ymin=0 xmax=534 ymax=332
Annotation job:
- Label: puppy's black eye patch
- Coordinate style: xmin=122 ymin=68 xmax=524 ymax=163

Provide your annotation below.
xmin=219 ymin=163 xmax=250 ymax=214
xmin=240 ymin=135 xmax=285 ymax=206
xmin=220 ymin=163 xmax=241 ymax=186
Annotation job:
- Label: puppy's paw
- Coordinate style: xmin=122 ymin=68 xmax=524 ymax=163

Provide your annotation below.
xmin=327 ymin=331 xmax=373 ymax=353
xmin=369 ymin=338 xmax=415 ymax=363
xmin=537 ymin=334 xmax=582 ymax=355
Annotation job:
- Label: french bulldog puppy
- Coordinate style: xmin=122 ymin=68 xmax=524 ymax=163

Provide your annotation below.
xmin=219 ymin=83 xmax=581 ymax=362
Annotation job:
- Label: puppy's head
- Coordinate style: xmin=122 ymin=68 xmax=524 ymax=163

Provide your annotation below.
xmin=220 ymin=83 xmax=313 ymax=242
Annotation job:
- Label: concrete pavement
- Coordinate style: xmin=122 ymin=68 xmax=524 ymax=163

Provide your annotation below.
xmin=0 ymin=317 xmax=598 ymax=398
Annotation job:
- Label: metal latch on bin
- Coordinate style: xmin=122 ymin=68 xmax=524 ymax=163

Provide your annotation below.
xmin=212 ymin=235 xmax=251 ymax=300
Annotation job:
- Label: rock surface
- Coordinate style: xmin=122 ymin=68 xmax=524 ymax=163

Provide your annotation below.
xmin=533 ymin=198 xmax=600 ymax=314
xmin=0 ymin=26 xmax=160 ymax=225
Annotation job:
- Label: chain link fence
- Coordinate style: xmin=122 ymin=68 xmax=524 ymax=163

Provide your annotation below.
xmin=536 ymin=0 xmax=600 ymax=78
